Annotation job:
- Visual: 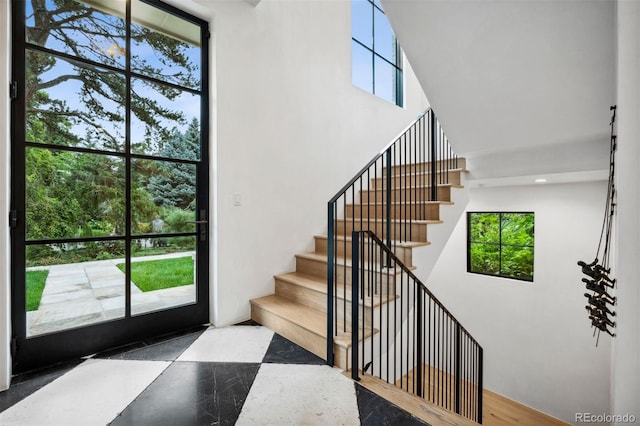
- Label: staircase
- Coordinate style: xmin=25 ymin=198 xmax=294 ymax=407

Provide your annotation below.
xmin=251 ymin=110 xmax=482 ymax=423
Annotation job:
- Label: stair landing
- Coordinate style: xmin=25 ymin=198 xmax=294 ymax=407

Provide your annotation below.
xmin=354 ymin=373 xmax=570 ymax=426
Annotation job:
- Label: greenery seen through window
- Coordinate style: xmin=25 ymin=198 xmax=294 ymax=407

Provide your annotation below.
xmin=467 ymin=212 xmax=534 ymax=281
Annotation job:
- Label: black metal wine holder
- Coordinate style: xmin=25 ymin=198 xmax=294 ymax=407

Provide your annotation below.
xmin=578 ymin=106 xmax=617 ymax=345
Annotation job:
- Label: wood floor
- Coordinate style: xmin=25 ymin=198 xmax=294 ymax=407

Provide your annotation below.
xmin=355 ymin=368 xmax=569 ymax=426
xmin=482 ymin=389 xmax=569 ymax=426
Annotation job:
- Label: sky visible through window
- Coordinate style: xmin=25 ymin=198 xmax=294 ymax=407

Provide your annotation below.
xmin=351 ymin=0 xmax=401 ymax=105
xmin=25 ymin=0 xmax=201 ymax=152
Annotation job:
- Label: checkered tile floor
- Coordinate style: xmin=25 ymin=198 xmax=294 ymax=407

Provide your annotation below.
xmin=0 ymin=322 xmax=427 ymax=425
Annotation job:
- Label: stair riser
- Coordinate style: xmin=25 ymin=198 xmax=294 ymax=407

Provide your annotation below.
xmin=360 ymin=186 xmax=451 ymax=203
xmin=251 ymin=302 xmax=349 ymax=369
xmin=251 ymin=302 xmax=327 ymax=360
xmin=314 ymin=237 xmax=413 ymax=267
xmin=346 ymin=203 xmax=440 ymax=221
xmin=296 ymin=256 xmax=399 ymax=292
xmin=385 ymin=159 xmax=466 ymax=176
xmin=334 ymin=220 xmax=428 ymax=243
xmin=371 ymin=170 xmax=461 ymax=188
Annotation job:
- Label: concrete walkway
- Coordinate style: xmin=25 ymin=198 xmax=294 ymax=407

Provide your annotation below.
xmin=27 ymin=252 xmax=196 ymax=336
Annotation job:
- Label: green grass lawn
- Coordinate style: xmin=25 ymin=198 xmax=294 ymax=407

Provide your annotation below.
xmin=117 ymin=256 xmax=194 ymax=292
xmin=26 ymin=270 xmax=49 ymax=311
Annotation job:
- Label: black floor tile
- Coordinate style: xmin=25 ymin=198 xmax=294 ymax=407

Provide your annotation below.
xmin=95 ymin=326 xmax=207 ymax=361
xmin=235 ymin=319 xmax=261 ymax=326
xmin=109 ymin=362 xmax=261 ymax=426
xmin=262 ymin=333 xmax=325 ymax=365
xmin=0 ymin=359 xmax=82 ymax=413
xmin=356 ymin=383 xmax=430 ymax=426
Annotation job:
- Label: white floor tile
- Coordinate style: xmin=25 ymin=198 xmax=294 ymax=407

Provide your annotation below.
xmin=176 ymin=326 xmax=274 ymax=363
xmin=0 ymin=359 xmax=169 ymax=426
xmin=236 ymin=364 xmax=360 ymax=426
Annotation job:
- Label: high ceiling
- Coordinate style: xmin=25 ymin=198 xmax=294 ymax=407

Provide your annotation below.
xmin=381 ymin=0 xmax=616 ymax=178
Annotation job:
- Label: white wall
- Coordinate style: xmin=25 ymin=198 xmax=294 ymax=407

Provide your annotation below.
xmin=427 ymin=183 xmax=611 ymax=424
xmin=612 ymin=0 xmax=640 ymax=422
xmin=0 ymin=0 xmax=11 ymax=392
xmin=0 ymin=0 xmax=427 ymax=384
xmin=205 ymin=0 xmax=427 ymax=326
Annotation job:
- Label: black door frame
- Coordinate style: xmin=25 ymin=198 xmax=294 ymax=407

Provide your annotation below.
xmin=10 ymin=0 xmax=210 ymax=372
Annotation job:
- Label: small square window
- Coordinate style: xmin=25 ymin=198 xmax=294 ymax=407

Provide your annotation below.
xmin=467 ymin=212 xmax=534 ymax=281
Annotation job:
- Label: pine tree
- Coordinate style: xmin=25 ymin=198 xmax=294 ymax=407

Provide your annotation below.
xmin=146 ymin=118 xmax=199 ymax=209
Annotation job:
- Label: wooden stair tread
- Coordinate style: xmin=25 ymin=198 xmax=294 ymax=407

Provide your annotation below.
xmin=251 ymin=294 xmax=326 ymax=337
xmin=336 ymin=218 xmax=443 ymax=225
xmin=345 ymin=200 xmax=454 ymax=206
xmin=275 ymin=271 xmax=398 ymax=307
xmin=400 ymin=167 xmax=469 ymax=173
xmin=379 ymin=167 xmax=469 ymax=177
xmin=314 ymin=234 xmax=431 ymax=249
xmin=296 ymin=252 xmax=418 ymax=272
xmin=275 ymin=271 xmax=327 ymax=292
xmin=250 ymin=294 xmax=376 ymax=348
xmin=385 ymin=158 xmax=467 ymax=171
xmin=366 ymin=183 xmax=463 ymax=190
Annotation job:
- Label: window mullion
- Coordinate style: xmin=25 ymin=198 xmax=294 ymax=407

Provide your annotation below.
xmin=124 ymin=0 xmax=132 ymax=319
xmin=370 ymin=1 xmax=375 ymax=95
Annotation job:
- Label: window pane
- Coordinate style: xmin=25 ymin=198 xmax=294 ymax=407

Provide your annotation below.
xmin=26 ymin=240 xmax=126 ymax=336
xmin=26 ymin=148 xmax=125 ymax=240
xmin=131 ymin=159 xmax=197 ymax=235
xmin=374 ymin=56 xmax=396 ymax=104
xmin=131 ymin=78 xmax=201 ymax=159
xmin=352 ymin=0 xmax=373 ymax=48
xmin=501 ymin=246 xmax=534 ymax=280
xmin=469 ymin=213 xmax=500 ymax=243
xmin=131 ymin=0 xmax=201 ymax=90
xmin=130 ymin=237 xmax=197 ymax=315
xmin=501 ymin=213 xmax=534 ymax=246
xmin=469 ymin=243 xmax=500 ymax=275
xmin=26 ymin=0 xmax=126 ymax=69
xmin=374 ymin=8 xmax=396 ymax=63
xmin=26 ymin=49 xmax=126 ymax=151
xmin=352 ymin=41 xmax=374 ymax=93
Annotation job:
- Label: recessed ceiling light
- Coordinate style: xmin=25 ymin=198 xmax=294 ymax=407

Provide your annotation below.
xmin=535 ymin=178 xmax=548 ymax=183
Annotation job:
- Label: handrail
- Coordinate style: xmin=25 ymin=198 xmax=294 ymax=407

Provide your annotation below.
xmin=325 ymin=108 xmax=483 ymax=422
xmin=329 ymin=110 xmax=428 ymax=203
xmin=327 ymin=109 xmax=460 ymax=366
xmin=355 ymin=230 xmax=481 ymax=347
xmin=351 ymin=230 xmax=483 ymax=423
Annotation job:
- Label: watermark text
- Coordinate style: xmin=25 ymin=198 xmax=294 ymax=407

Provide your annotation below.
xmin=576 ymin=412 xmax=637 ymax=423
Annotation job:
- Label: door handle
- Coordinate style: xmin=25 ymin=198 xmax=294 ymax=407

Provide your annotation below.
xmin=187 ymin=210 xmax=208 ymax=241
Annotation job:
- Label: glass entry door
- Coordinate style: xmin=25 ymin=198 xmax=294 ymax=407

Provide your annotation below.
xmin=11 ymin=0 xmax=210 ymax=372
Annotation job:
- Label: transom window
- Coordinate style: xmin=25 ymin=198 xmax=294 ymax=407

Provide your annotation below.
xmin=351 ymin=0 xmax=403 ymax=106
xmin=467 ymin=212 xmax=535 ymax=281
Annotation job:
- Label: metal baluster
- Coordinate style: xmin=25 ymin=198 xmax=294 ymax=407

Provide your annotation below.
xmin=343 ymin=194 xmax=347 ymax=333
xmin=351 ymin=231 xmax=359 ymax=381
xmin=327 ymin=202 xmax=334 ymax=366
xmin=385 ymin=149 xmax=391 ymax=256
xmin=413 ymin=281 xmax=424 ymax=398
xmin=455 ymin=323 xmax=461 ymax=415
xmin=428 ymin=297 xmax=432 ymax=402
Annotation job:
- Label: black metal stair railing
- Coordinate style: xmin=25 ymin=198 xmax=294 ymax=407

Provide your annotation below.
xmin=327 ymin=109 xmax=456 ymax=358
xmin=326 ymin=109 xmax=483 ymax=422
xmin=350 ymin=231 xmax=483 ymax=423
